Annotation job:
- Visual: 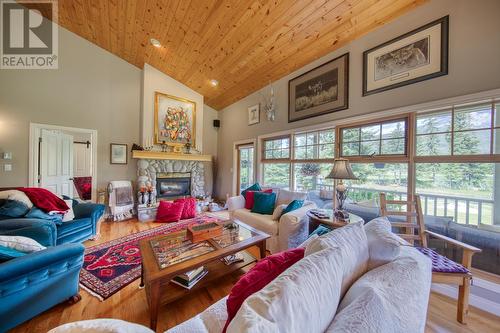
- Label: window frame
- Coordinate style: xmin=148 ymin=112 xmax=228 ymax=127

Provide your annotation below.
xmin=261 ymin=134 xmax=292 ymax=163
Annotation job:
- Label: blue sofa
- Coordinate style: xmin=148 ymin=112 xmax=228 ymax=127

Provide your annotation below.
xmin=0 ymin=202 xmax=105 ymax=247
xmin=0 ymin=242 xmax=85 ymax=332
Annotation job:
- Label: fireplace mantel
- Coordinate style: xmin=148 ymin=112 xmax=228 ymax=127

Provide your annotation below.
xmin=132 ymin=150 xmax=212 ymax=162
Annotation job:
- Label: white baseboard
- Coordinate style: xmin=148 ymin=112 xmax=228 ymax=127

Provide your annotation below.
xmin=432 ymin=280 xmax=500 ymax=317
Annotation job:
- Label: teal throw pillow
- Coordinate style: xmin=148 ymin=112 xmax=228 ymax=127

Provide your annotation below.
xmin=241 ymin=183 xmax=262 ymax=198
xmin=0 ymin=244 xmax=26 ymax=262
xmin=280 ymin=199 xmax=304 ymax=217
xmin=251 ymin=192 xmax=276 ymax=215
xmin=310 ymin=225 xmax=332 ymax=237
xmin=0 ymin=199 xmax=30 ymax=218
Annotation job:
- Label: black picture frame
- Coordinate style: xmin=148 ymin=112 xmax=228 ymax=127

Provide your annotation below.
xmin=288 ymin=53 xmax=349 ymax=123
xmin=362 ymin=15 xmax=449 ymax=96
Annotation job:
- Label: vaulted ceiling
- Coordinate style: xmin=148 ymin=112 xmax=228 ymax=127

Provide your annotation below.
xmin=31 ymin=0 xmax=427 ymax=110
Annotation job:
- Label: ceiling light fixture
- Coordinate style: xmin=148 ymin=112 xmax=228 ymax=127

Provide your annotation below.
xmin=210 ymin=79 xmax=219 ymax=87
xmin=150 ymin=38 xmax=161 ymax=48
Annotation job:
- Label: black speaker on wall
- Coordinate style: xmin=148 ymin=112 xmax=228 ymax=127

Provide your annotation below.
xmin=213 ymin=119 xmax=220 ymax=128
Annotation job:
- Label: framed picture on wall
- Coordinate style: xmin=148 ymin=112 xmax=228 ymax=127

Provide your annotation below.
xmin=154 ymin=92 xmax=196 ymax=149
xmin=248 ymin=104 xmax=260 ymax=125
xmin=363 ymin=16 xmax=449 ymax=96
xmin=110 ymin=143 xmax=127 ymax=164
xmin=288 ymin=53 xmax=349 ymax=123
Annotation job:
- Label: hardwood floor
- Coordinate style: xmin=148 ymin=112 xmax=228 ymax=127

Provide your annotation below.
xmin=11 ymin=219 xmax=500 ymax=333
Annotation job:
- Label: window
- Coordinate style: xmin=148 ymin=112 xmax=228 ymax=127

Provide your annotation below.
xmin=236 ymin=144 xmax=254 ymax=194
xmin=261 ymin=136 xmax=291 ymax=189
xmin=263 ymin=136 xmax=290 ymax=160
xmin=294 ymin=129 xmax=335 ymax=160
xmin=416 ymin=102 xmax=499 ymax=156
xmin=262 ymin=163 xmax=290 ymax=189
xmin=340 ymin=119 xmax=407 ymax=157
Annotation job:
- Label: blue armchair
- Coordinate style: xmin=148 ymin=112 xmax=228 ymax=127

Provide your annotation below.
xmin=0 ymin=242 xmax=85 ymax=332
xmin=0 ymin=202 xmax=105 ymax=246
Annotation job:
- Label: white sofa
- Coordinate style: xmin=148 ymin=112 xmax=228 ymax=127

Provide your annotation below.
xmin=227 ymin=190 xmax=316 ymax=253
xmin=50 ymin=218 xmax=432 ymax=333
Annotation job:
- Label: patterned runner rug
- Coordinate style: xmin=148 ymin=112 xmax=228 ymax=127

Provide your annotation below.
xmin=80 ymin=216 xmax=210 ymax=300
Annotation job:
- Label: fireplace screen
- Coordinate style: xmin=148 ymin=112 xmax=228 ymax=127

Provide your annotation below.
xmin=156 ymin=172 xmax=191 ymax=198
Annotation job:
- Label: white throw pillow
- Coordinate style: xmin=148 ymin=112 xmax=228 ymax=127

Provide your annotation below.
xmin=271 ymin=204 xmax=286 ymax=221
xmin=48 ymin=319 xmax=154 ymax=333
xmin=0 ymin=190 xmax=33 ymax=208
xmin=364 ymin=217 xmax=406 ymax=270
xmin=62 ymin=199 xmax=75 ymax=222
xmin=276 ymin=189 xmax=307 ymax=206
xmin=227 ymin=246 xmax=344 ymax=333
xmin=0 ymin=235 xmax=45 ymax=253
xmin=305 ymin=221 xmax=369 ymax=297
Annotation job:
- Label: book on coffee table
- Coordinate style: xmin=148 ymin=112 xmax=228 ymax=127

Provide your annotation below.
xmin=171 ymin=269 xmax=208 ymax=290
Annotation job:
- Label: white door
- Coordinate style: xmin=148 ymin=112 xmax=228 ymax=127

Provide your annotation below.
xmin=40 ymin=129 xmax=74 ymax=197
xmin=73 ymin=142 xmax=92 ymax=177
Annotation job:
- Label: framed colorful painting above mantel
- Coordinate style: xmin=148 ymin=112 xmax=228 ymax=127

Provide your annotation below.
xmin=288 ymin=53 xmax=349 ymax=123
xmin=154 ymin=92 xmax=196 ymax=151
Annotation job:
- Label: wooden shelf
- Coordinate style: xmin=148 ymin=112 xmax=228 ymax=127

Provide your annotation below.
xmin=132 ymin=150 xmax=212 ymax=162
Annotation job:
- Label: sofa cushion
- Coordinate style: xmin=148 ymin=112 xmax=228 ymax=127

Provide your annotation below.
xmin=276 ymin=189 xmax=307 ymax=206
xmin=227 ymin=246 xmax=344 ymax=333
xmin=48 ymin=319 xmax=154 ymax=333
xmin=416 ymin=247 xmax=470 ymax=274
xmin=281 ymin=200 xmax=304 ymax=217
xmin=25 ymin=207 xmax=63 ymax=225
xmin=251 ymin=192 xmax=276 ymax=215
xmin=156 ymin=201 xmax=185 ymax=223
xmin=305 ymin=221 xmax=369 ymax=297
xmin=0 ymin=235 xmax=46 ymax=253
xmin=335 ymin=246 xmax=432 ymax=333
xmin=57 ymin=217 xmax=92 ymax=238
xmin=223 ymin=248 xmax=305 ymax=332
xmin=233 ymin=209 xmax=278 ymax=236
xmin=0 ymin=190 xmax=33 ymax=208
xmin=0 ymin=244 xmax=26 ymax=262
xmin=364 ymin=217 xmax=405 ymax=270
xmin=241 ymin=183 xmax=262 ymax=198
xmin=245 ymin=189 xmax=272 ymax=210
xmin=271 ymin=204 xmax=286 ymax=221
xmin=174 ymin=197 xmax=197 ymax=219
xmin=0 ymin=199 xmax=30 ymax=218
xmin=166 ymin=297 xmax=229 ymax=333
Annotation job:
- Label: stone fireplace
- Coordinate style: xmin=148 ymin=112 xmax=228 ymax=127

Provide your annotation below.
xmin=137 ymin=158 xmax=207 ymax=200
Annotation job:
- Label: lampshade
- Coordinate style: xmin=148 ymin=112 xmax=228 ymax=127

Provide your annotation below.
xmin=326 ymin=158 xmax=357 ymax=180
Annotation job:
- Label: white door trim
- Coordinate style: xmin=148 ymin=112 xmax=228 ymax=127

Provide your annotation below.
xmin=29 ymin=123 xmax=98 ymax=202
xmin=232 ymin=138 xmax=257 ymax=197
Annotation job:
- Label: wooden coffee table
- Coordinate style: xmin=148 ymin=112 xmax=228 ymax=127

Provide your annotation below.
xmin=138 ymin=219 xmax=270 ymax=331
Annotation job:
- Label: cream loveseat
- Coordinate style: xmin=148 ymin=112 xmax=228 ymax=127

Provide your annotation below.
xmin=227 ymin=189 xmax=316 ymax=253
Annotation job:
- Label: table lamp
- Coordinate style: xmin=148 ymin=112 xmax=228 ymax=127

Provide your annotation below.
xmin=326 ymin=158 xmax=357 ymax=219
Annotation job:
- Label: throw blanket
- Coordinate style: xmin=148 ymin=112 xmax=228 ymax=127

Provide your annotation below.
xmin=73 ymin=176 xmax=92 ymax=200
xmin=19 ymin=187 xmax=69 ymax=213
xmin=108 ymin=181 xmax=134 ymax=221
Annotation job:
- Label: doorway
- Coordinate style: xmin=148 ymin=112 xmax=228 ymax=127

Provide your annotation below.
xmin=236 ymin=143 xmax=255 ymax=195
xmin=29 ymin=123 xmax=97 ymax=201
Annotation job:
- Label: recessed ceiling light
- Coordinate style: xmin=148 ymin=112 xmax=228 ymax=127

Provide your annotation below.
xmin=150 ymin=38 xmax=161 ymax=48
xmin=210 ymin=79 xmax=219 ymax=87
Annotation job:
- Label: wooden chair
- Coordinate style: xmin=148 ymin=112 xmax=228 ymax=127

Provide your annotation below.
xmin=379 ymin=193 xmax=481 ymax=324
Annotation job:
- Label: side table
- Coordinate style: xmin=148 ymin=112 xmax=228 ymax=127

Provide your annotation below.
xmin=137 ymin=203 xmax=159 ymax=222
xmin=307 ymin=209 xmax=364 ymax=234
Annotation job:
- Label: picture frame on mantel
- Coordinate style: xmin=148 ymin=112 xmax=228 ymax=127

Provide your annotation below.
xmin=288 ymin=53 xmax=349 ymax=123
xmin=154 ymin=91 xmax=196 ymax=150
xmin=110 ymin=143 xmax=127 ymax=164
xmin=362 ymin=16 xmax=449 ymax=96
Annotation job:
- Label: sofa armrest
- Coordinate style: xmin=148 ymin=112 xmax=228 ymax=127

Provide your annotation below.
xmin=0 ymin=243 xmax=85 ymax=289
xmin=73 ymin=203 xmax=105 ymax=236
xmin=227 ymin=195 xmax=245 ymax=212
xmin=0 ymin=218 xmax=57 ymax=247
xmin=278 ymin=202 xmax=317 ymax=250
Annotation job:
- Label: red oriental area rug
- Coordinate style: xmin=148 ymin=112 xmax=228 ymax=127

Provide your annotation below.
xmin=80 ymin=216 xmax=211 ymax=300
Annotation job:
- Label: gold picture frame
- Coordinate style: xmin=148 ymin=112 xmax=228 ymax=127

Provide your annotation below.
xmin=154 ymin=92 xmax=196 ymax=150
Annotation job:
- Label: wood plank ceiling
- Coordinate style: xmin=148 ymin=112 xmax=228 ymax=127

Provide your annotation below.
xmin=32 ymin=0 xmax=427 ymax=110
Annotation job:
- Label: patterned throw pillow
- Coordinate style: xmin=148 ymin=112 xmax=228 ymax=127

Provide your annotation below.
xmin=174 ymin=197 xmax=197 ymax=219
xmin=156 ymin=201 xmax=185 ymax=223
xmin=251 ymin=192 xmax=276 ymax=215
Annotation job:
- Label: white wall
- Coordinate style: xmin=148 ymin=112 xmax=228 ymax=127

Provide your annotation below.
xmin=0 ymin=26 xmax=142 ymax=190
xmin=215 ymin=0 xmax=500 ymax=198
xmin=142 ymin=63 xmax=204 ymax=152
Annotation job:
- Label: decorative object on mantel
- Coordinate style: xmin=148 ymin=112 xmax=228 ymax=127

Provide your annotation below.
xmin=247 ymin=104 xmax=260 ymax=125
xmin=139 ymin=186 xmax=146 ymax=205
xmin=288 ymin=53 xmax=349 ymax=122
xmin=143 ymin=137 xmax=154 ymax=151
xmin=363 ymin=16 xmax=448 ymax=96
xmin=154 ymin=91 xmax=196 ymax=152
xmin=326 ymin=158 xmax=358 ymax=221
xmin=161 ymin=140 xmax=168 ymax=152
xmin=131 ymin=143 xmax=144 ymax=151
xmin=185 ymin=141 xmax=191 ymax=154
xmin=110 ymin=143 xmax=128 ymax=164
xmin=260 ymin=84 xmax=276 ymax=121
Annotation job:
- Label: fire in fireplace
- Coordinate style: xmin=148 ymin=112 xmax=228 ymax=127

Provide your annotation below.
xmin=156 ymin=172 xmax=191 ymax=198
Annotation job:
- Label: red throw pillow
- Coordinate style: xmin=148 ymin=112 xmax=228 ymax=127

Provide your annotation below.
xmin=156 ymin=200 xmax=185 ymax=223
xmin=244 ymin=189 xmax=272 ymax=209
xmin=174 ymin=197 xmax=197 ymax=219
xmin=222 ymin=247 xmax=305 ymax=332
